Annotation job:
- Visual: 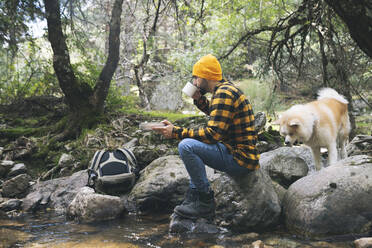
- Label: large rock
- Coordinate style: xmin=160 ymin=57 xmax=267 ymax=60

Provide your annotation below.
xmin=22 ymin=170 xmax=88 ymax=212
xmin=0 ymin=160 xmax=15 ymax=178
xmin=212 ymin=170 xmax=281 ymax=232
xmin=169 ymin=213 xmax=220 ymax=234
xmin=67 ymin=187 xmax=126 ymax=223
xmin=283 ymin=155 xmax=372 ymax=237
xmin=354 ymin=237 xmax=372 ymax=248
xmin=8 ymin=163 xmax=27 ymax=178
xmin=0 ymin=199 xmax=22 ymax=211
xmin=58 ymin=153 xmax=75 ymax=168
xmin=259 ymin=147 xmax=312 ymax=188
xmin=132 ymin=145 xmax=170 ymax=170
xmin=2 ymin=173 xmax=32 ymax=198
xmin=3 ymin=136 xmax=36 ymax=160
xmin=128 ymin=155 xmax=219 ymax=214
xmin=146 ymin=75 xmax=184 ymax=111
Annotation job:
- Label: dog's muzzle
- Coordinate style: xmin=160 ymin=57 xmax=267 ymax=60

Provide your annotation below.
xmin=285 ymin=141 xmax=293 ymax=146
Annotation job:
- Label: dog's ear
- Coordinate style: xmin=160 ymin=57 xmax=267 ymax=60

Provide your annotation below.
xmin=289 ymin=119 xmax=301 ymax=127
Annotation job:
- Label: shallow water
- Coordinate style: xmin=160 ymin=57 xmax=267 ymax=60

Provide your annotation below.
xmin=0 ymin=211 xmax=356 ymax=248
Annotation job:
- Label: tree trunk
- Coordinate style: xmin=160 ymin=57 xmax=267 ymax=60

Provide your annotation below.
xmin=44 ymin=0 xmax=123 ymax=140
xmin=325 ymin=0 xmax=372 ymax=58
xmin=133 ymin=0 xmax=162 ymax=110
xmin=92 ymin=0 xmax=123 ymax=111
xmin=134 ymin=64 xmax=151 ymax=110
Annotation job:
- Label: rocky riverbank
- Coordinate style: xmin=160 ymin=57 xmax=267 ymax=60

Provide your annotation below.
xmin=1 ymin=111 xmax=372 ymax=247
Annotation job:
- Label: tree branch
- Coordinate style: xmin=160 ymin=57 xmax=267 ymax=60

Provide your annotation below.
xmin=219 ymin=26 xmax=277 ymax=61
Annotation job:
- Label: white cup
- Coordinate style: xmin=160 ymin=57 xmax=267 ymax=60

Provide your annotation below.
xmin=182 ymin=82 xmax=198 ymax=97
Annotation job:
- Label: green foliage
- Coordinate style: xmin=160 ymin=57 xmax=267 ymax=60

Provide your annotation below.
xmin=0 ymin=40 xmax=60 ymax=104
xmin=109 ymin=92 xmax=140 ymax=113
xmin=0 ymin=0 xmax=43 ymax=53
xmin=1 ymin=0 xmax=370 ymax=138
xmin=71 ymin=61 xmax=101 ymax=89
xmin=355 ymin=115 xmax=372 ymax=135
xmin=236 ymin=78 xmax=284 ymax=114
xmin=167 ymin=0 xmax=299 ymax=80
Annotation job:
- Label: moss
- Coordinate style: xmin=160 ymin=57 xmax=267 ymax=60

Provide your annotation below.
xmin=81 ymin=112 xmax=106 ymax=130
xmin=26 ymin=143 xmax=56 ymax=178
xmin=23 ymin=118 xmax=40 ymax=126
xmin=146 ymin=111 xmax=199 ymax=122
xmin=53 ymin=116 xmax=69 ymax=133
xmin=49 ymin=151 xmax=63 ymax=165
xmin=34 ymin=144 xmax=50 ymax=160
xmin=32 ymin=139 xmax=64 ymax=168
xmin=0 ymin=127 xmax=46 ymax=139
xmin=95 ymin=123 xmax=114 ymax=133
xmin=120 ymin=108 xmax=200 ymax=122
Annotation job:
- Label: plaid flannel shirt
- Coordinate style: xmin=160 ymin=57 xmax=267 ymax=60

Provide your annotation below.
xmin=172 ymin=80 xmax=260 ymax=170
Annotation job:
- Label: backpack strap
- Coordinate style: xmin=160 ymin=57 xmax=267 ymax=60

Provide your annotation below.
xmin=117 ymin=147 xmax=141 ymax=179
xmin=87 ymin=149 xmax=105 ymax=187
xmin=117 ymin=147 xmax=137 ymax=172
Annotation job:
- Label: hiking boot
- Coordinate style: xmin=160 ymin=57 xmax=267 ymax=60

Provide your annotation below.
xmin=174 ymin=190 xmax=215 ymax=220
xmin=177 ymin=187 xmax=198 ymax=207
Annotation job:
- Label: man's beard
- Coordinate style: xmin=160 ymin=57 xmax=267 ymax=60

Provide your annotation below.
xmin=198 ymin=87 xmax=207 ymax=95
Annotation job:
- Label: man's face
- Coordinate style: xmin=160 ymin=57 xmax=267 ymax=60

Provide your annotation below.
xmin=192 ymin=77 xmax=208 ymax=95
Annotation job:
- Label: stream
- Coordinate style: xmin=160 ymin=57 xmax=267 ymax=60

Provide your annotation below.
xmin=0 ymin=211 xmax=357 ymax=248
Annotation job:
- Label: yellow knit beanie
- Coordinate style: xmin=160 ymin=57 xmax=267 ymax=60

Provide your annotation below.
xmin=192 ymin=54 xmax=222 ymax=81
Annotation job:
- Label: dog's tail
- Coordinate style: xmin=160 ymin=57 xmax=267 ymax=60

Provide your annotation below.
xmin=317 ymin=88 xmax=348 ymax=104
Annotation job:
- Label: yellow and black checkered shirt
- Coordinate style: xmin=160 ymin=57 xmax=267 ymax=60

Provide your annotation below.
xmin=172 ymin=80 xmax=260 ymax=170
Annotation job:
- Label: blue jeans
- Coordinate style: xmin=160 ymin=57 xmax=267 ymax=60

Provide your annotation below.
xmin=178 ymin=138 xmax=252 ymax=192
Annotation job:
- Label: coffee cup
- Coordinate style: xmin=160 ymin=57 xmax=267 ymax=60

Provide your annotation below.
xmin=182 ymin=82 xmax=198 ymax=97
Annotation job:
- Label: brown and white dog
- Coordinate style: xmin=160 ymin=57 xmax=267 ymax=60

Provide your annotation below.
xmin=274 ymin=88 xmax=350 ymax=170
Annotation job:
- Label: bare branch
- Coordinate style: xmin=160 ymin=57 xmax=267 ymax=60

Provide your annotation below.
xmin=219 ymin=26 xmax=277 ymax=61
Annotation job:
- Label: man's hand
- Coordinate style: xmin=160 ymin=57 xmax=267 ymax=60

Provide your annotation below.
xmin=192 ymin=90 xmax=202 ymax=100
xmin=151 ymin=120 xmax=174 ymax=139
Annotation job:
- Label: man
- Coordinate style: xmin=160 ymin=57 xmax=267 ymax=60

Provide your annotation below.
xmin=152 ymin=54 xmax=260 ymax=220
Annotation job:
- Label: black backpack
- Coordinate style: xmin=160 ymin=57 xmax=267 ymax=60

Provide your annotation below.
xmin=87 ymin=147 xmax=138 ymax=195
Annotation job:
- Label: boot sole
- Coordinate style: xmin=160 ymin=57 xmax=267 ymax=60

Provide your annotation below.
xmin=174 ymin=209 xmax=215 ymax=221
